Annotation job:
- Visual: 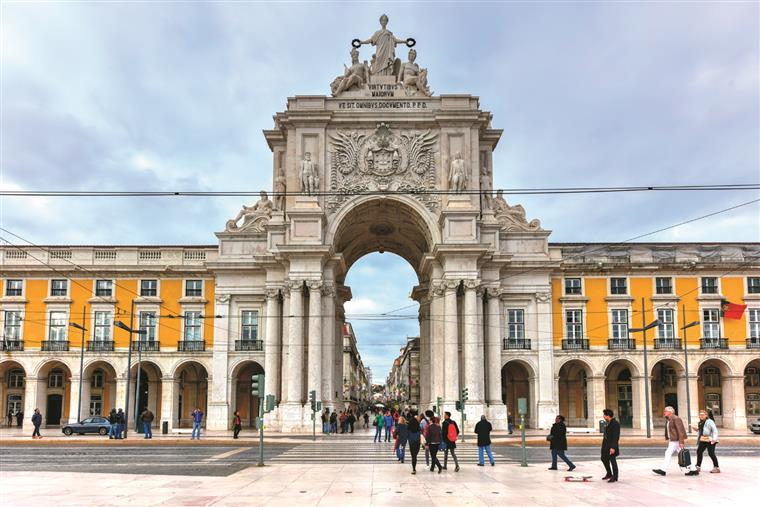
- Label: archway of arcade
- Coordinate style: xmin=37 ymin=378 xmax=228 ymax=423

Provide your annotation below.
xmin=0 ymin=360 xmax=26 ymax=427
xmin=501 ymin=360 xmax=535 ymax=428
xmin=232 ymin=360 xmax=264 ymax=428
xmin=128 ymin=361 xmax=163 ymax=429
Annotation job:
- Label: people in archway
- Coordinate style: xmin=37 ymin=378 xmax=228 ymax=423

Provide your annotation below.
xmin=232 ymin=411 xmax=242 ymax=439
xmin=16 ymin=410 xmax=24 ymax=428
xmin=690 ymin=409 xmax=720 ymax=475
xmin=31 ymin=408 xmax=42 ymax=439
xmin=373 ymin=410 xmax=384 ymax=442
xmin=548 ymin=415 xmax=575 ymax=472
xmin=191 ymin=407 xmax=204 ymax=440
xmin=653 ymin=406 xmax=696 ymax=476
xmin=141 ymin=408 xmax=154 ymax=439
xmin=601 ymin=408 xmax=619 ymax=483
xmin=474 ymin=414 xmax=496 ymax=467
xmin=441 ymin=411 xmax=460 ymax=472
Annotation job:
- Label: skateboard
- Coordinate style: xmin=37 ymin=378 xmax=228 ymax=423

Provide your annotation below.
xmin=564 ymin=476 xmax=593 ymax=482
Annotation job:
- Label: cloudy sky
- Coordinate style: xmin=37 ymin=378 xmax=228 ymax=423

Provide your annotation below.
xmin=2 ymin=1 xmax=758 ymax=379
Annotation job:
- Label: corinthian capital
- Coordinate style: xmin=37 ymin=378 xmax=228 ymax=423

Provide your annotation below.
xmin=307 ymin=280 xmax=323 ymax=291
xmin=287 ymin=279 xmax=304 ymax=292
xmin=444 ymin=279 xmax=460 ymax=291
xmin=429 ymin=281 xmax=446 ymax=297
xmin=265 ymin=288 xmax=281 ymax=300
xmin=463 ymin=279 xmax=481 ymax=291
xmin=321 ymin=282 xmax=336 ymax=298
xmin=486 ymin=287 xmax=501 ymax=298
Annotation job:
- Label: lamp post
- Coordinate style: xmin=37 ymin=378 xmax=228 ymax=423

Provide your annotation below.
xmin=629 ymin=300 xmax=660 ymax=439
xmin=69 ymin=306 xmax=87 ymax=423
xmin=681 ymin=305 xmax=700 ymax=434
xmin=115 ymin=305 xmax=146 ymax=439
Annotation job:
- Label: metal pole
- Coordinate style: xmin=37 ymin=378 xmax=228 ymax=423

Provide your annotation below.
xmin=682 ymin=304 xmax=692 ymax=434
xmin=124 ymin=300 xmax=135 ymax=439
xmin=258 ymin=394 xmax=264 ymax=467
xmin=641 ymin=298 xmax=651 ymax=439
xmin=134 ymin=341 xmax=143 ymax=432
xmin=76 ymin=306 xmax=86 ymax=423
xmin=520 ymin=414 xmax=527 ymax=467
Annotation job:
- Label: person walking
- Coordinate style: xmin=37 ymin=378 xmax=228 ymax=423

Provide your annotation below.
xmin=653 ymin=406 xmax=695 ymax=476
xmin=383 ymin=410 xmax=394 ymax=442
xmin=548 ymin=415 xmax=576 ymax=471
xmin=31 ymin=408 xmax=42 ymax=439
xmin=115 ymin=408 xmax=125 ymax=439
xmin=427 ymin=416 xmax=443 ymax=473
xmin=507 ymin=412 xmax=514 ymax=434
xmin=191 ymin=407 xmax=203 ymax=440
xmin=321 ymin=409 xmax=329 ymax=435
xmin=107 ymin=408 xmax=117 ymax=439
xmin=348 ymin=411 xmax=356 ymax=433
xmin=474 ymin=415 xmax=495 ymax=467
xmin=407 ymin=413 xmax=422 ymax=474
xmin=232 ymin=411 xmax=242 ymax=439
xmin=394 ymin=416 xmax=409 ymax=463
xmin=600 ymin=408 xmax=620 ymax=483
xmin=140 ymin=408 xmax=154 ymax=439
xmin=16 ymin=410 xmax=24 ymax=428
xmin=373 ymin=410 xmax=384 ymax=442
xmin=441 ymin=411 xmax=460 ymax=472
xmin=690 ymin=409 xmax=720 ymax=475
xmin=421 ymin=411 xmax=432 ymax=467
xmin=330 ymin=410 xmax=338 ymax=434
xmin=7 ymin=409 xmax=13 ymax=427
xmin=363 ymin=412 xmax=369 ymax=429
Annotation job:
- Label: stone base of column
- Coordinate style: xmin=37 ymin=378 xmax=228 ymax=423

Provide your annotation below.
xmin=206 ymin=401 xmax=230 ymax=431
xmin=461 ymin=401 xmax=486 ymax=432
xmin=279 ymin=402 xmax=306 ymax=432
xmin=537 ymin=401 xmax=559 ymax=430
xmin=486 ymin=402 xmax=507 ymax=430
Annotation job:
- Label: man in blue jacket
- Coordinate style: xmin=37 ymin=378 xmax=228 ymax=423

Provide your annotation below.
xmin=191 ymin=408 xmax=204 ymax=440
xmin=383 ymin=411 xmax=393 ymax=442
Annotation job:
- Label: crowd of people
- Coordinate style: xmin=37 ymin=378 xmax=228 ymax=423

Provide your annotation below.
xmin=320 ymin=407 xmax=370 ymax=434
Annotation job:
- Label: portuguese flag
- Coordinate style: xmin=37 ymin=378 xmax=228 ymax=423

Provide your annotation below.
xmin=721 ymin=300 xmax=747 ymax=320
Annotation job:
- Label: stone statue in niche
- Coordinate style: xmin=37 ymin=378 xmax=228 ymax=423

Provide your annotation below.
xmin=448 ymin=151 xmax=467 ymax=193
xmin=492 ymin=189 xmax=543 ymax=232
xmin=356 ymin=14 xmax=410 ymax=76
xmin=398 ymin=48 xmax=431 ymax=96
xmin=274 ymin=165 xmax=287 ymax=210
xmin=330 ymin=48 xmax=370 ymax=96
xmin=480 ymin=160 xmax=492 ymax=209
xmin=300 ymin=152 xmax=319 ymax=196
xmin=225 ymin=191 xmax=273 ymax=232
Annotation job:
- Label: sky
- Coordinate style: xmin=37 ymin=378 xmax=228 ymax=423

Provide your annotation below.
xmin=2 ymin=1 xmax=759 ymax=380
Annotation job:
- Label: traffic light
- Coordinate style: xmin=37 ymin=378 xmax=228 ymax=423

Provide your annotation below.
xmin=309 ymin=390 xmax=317 ymax=411
xmin=455 ymin=400 xmax=462 ymax=411
xmin=252 ymin=374 xmax=265 ymax=397
xmin=461 ymin=387 xmax=469 ymax=402
xmin=265 ymin=394 xmax=275 ymax=412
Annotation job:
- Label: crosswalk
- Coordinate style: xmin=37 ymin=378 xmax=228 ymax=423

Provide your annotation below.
xmin=270 ymin=439 xmax=506 ymax=464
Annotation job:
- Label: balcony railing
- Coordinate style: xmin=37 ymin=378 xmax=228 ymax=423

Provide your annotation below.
xmin=747 ymin=339 xmax=760 ymax=350
xmin=0 ymin=340 xmax=23 ymax=351
xmin=132 ymin=341 xmax=160 ymax=352
xmin=235 ymin=340 xmax=263 ymax=352
xmin=41 ymin=340 xmax=69 ymax=351
xmin=178 ymin=340 xmax=205 ymax=352
xmin=653 ymin=338 xmax=682 ymax=350
xmin=503 ymin=338 xmax=531 ymax=350
xmin=561 ymin=339 xmax=589 ymax=351
xmin=700 ymin=338 xmax=728 ymax=350
xmin=608 ymin=339 xmax=636 ymax=350
xmin=87 ymin=340 xmax=115 ymax=352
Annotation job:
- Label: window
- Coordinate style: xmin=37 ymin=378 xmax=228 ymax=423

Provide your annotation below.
xmin=747 ymin=394 xmax=760 ymax=417
xmin=611 ymin=309 xmax=629 ymax=339
xmin=702 ymin=309 xmax=720 ymax=339
xmin=3 ymin=311 xmax=22 ymax=341
xmin=93 ymin=311 xmax=112 ymax=341
xmin=564 ymin=278 xmax=582 ymax=295
xmin=657 ymin=309 xmax=674 ymax=339
xmin=48 ymin=369 xmax=64 ymax=388
xmin=95 ymin=280 xmax=113 ymax=297
xmin=241 ymin=310 xmax=259 ymax=341
xmin=703 ymin=366 xmax=721 ymax=388
xmin=705 ymin=393 xmax=721 ymax=416
xmin=565 ymin=309 xmax=583 ymax=339
xmin=5 ymin=279 xmax=22 ymax=296
xmin=701 ymin=277 xmax=718 ymax=294
xmin=749 ymin=309 xmax=760 ymax=341
xmin=138 ymin=312 xmax=157 ymax=341
xmin=610 ymin=278 xmax=627 ymax=295
xmin=185 ymin=280 xmax=203 ymax=297
xmin=89 ymin=394 xmax=102 ymax=416
xmin=91 ymin=369 xmax=104 ymax=388
xmin=183 ymin=311 xmax=202 ymax=340
xmin=506 ymin=309 xmax=524 ymax=339
xmin=749 ymin=277 xmax=760 ymax=294
xmin=7 ymin=394 xmax=22 ymax=414
xmin=140 ymin=280 xmax=158 ymax=297
xmin=655 ymin=277 xmax=673 ymax=295
xmin=8 ymin=369 xmax=25 ymax=388
xmin=745 ymin=367 xmax=760 ymax=387
xmin=48 ymin=311 xmax=67 ymax=341
xmin=51 ymin=279 xmax=68 ymax=297
xmin=663 ymin=367 xmax=678 ymax=388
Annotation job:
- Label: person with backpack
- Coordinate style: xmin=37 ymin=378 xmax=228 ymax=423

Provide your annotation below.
xmin=373 ymin=410 xmax=384 ymax=442
xmin=474 ymin=414 xmax=495 ymax=466
xmin=426 ymin=416 xmax=443 ymax=473
xmin=547 ymin=415 xmax=575 ymax=471
xmin=232 ymin=411 xmax=242 ymax=439
xmin=441 ymin=411 xmax=460 ymax=472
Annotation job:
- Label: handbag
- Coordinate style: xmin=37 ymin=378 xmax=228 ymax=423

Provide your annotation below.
xmin=677 ymin=448 xmax=692 ymax=468
xmin=546 ymin=434 xmax=553 ymax=441
xmin=373 ymin=419 xmax=377 ymax=427
xmin=699 ymin=435 xmax=710 ymax=442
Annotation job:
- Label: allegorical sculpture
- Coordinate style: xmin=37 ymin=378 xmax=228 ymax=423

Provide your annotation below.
xmin=480 ymin=161 xmax=493 ymax=209
xmin=274 ymin=165 xmax=287 ymax=210
xmin=448 ymin=152 xmax=467 ymax=193
xmin=398 ymin=48 xmax=431 ymax=96
xmin=225 ymin=191 xmax=273 ymax=232
xmin=492 ymin=190 xmax=543 ymax=232
xmin=300 ymin=152 xmax=319 ymax=196
xmin=331 ymin=48 xmax=370 ymax=96
xmin=356 ymin=14 xmax=410 ymax=76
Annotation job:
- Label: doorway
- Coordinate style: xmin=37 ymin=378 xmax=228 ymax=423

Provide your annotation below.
xmin=46 ymin=394 xmax=63 ymax=425
xmin=617 ymin=383 xmax=633 ymax=428
xmin=664 ymin=393 xmax=678 ymax=414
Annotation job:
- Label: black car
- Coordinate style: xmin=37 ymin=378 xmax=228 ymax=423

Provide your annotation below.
xmin=62 ymin=416 xmax=112 ymax=436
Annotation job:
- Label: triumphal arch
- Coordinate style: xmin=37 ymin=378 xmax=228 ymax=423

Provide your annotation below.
xmin=212 ymin=15 xmax=556 ymax=431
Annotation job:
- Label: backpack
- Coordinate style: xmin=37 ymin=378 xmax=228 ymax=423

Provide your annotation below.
xmin=447 ymin=422 xmax=458 ymax=442
xmin=678 ymin=448 xmax=691 ymax=468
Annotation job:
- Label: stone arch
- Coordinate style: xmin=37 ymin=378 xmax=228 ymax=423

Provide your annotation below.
xmin=0 ymin=360 xmax=27 ymax=426
xmin=173 ymin=360 xmax=209 ymax=428
xmin=604 ymin=359 xmax=640 ymax=429
xmin=81 ymin=360 xmax=119 ymax=418
xmin=127 ymin=360 xmax=164 ymax=428
xmin=501 ymin=359 xmax=536 ymax=428
xmin=557 ymin=359 xmax=594 ymax=427
xmin=743 ymin=358 xmax=760 ymax=426
xmin=33 ymin=360 xmax=72 ymax=426
xmin=650 ymin=357 xmax=685 ymax=425
xmin=231 ymin=360 xmax=265 ymax=429
xmin=696 ymin=357 xmax=735 ymax=428
xmin=169 ymin=357 xmax=212 ymax=379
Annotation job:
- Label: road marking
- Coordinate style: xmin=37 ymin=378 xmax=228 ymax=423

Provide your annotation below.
xmin=203 ymin=447 xmax=251 ymax=462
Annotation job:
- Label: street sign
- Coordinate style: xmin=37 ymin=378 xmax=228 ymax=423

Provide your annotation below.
xmin=518 ymin=397 xmax=527 ymax=416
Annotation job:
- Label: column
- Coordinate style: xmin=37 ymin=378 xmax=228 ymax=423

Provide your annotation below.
xmin=160 ymin=376 xmax=179 ymax=431
xmin=463 ymin=280 xmax=483 ymax=403
xmin=419 ymin=300 xmax=430 ymax=408
xmin=587 ymin=376 xmax=606 ymax=428
xmin=322 ymin=283 xmax=336 ymax=407
xmin=307 ymin=280 xmax=323 ymax=404
xmin=632 ymin=375 xmax=650 ymax=432
xmin=429 ymin=282 xmax=446 ymax=405
xmin=67 ymin=375 xmax=83 ymax=423
xmin=286 ymin=281 xmax=304 ymax=404
xmin=22 ymin=378 xmax=43 ymax=430
xmin=207 ymin=294 xmax=231 ymax=430
xmin=280 ymin=288 xmax=290 ymax=404
xmin=535 ymin=292 xmax=558 ymax=429
xmin=263 ymin=288 xmax=281 ymax=403
xmin=114 ymin=377 xmax=128 ymax=412
xmin=443 ymin=280 xmax=459 ymax=403
xmin=485 ymin=288 xmax=502 ymax=404
xmin=723 ymin=375 xmax=747 ymax=429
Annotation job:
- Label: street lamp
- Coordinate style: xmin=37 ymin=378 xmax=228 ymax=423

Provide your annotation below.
xmin=681 ymin=305 xmax=700 ymax=434
xmin=115 ymin=317 xmax=146 ymax=438
xmin=69 ymin=306 xmax=87 ymax=423
xmin=629 ymin=304 xmax=661 ymax=439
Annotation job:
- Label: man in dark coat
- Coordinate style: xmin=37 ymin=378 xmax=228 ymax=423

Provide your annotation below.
xmin=601 ymin=408 xmax=620 ymax=483
xmin=441 ymin=411 xmax=460 ymax=472
xmin=548 ymin=415 xmax=576 ymax=471
xmin=31 ymin=408 xmax=42 ymax=439
xmin=474 ymin=415 xmax=495 ymax=466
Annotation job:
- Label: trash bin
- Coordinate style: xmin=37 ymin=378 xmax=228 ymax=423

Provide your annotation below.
xmin=162 ymin=421 xmax=168 ymax=434
xmin=599 ymin=419 xmax=608 ymax=434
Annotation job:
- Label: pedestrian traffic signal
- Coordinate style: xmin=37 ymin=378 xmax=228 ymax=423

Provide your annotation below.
xmin=265 ymin=394 xmax=275 ymax=412
xmin=309 ymin=390 xmax=316 ymax=411
xmin=461 ymin=387 xmax=469 ymax=402
xmin=251 ymin=374 xmax=265 ymax=397
xmin=455 ymin=400 xmax=462 ymax=411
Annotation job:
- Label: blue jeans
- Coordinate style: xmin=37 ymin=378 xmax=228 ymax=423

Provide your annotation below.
xmin=322 ymin=422 xmax=329 ymax=434
xmin=191 ymin=421 xmax=202 ymax=439
xmin=108 ymin=424 xmax=115 ymax=439
xmin=478 ymin=445 xmax=495 ymax=465
xmin=374 ymin=425 xmax=382 ymax=442
xmin=396 ymin=444 xmax=406 ymax=462
xmin=384 ymin=426 xmax=391 ymax=442
xmin=143 ymin=422 xmax=152 ymax=439
xmin=551 ymin=449 xmax=574 ymax=468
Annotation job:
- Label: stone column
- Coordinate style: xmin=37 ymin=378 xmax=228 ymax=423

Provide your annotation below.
xmin=462 ymin=280 xmax=483 ymax=402
xmin=443 ymin=280 xmax=459 ymax=404
xmin=114 ymin=377 xmax=128 ymax=412
xmin=419 ymin=300 xmax=430 ymax=408
xmin=160 ymin=376 xmax=179 ymax=431
xmin=587 ymin=376 xmax=606 ymax=428
xmin=207 ymin=294 xmax=231 ymax=430
xmin=322 ymin=282 xmax=337 ymax=407
xmin=535 ymin=292 xmax=558 ymax=429
xmin=485 ymin=288 xmax=506 ymax=429
xmin=307 ymin=280 xmax=323 ymax=405
xmin=285 ymin=281 xmax=304 ymax=408
xmin=22 ymin=378 xmax=43 ymax=430
xmin=263 ymin=288 xmax=281 ymax=403
xmin=280 ymin=287 xmax=290 ymax=404
xmin=68 ymin=375 xmax=83 ymax=423
xmin=631 ymin=375 xmax=650 ymax=432
xmin=723 ymin=375 xmax=747 ymax=429
xmin=429 ymin=282 xmax=446 ymax=406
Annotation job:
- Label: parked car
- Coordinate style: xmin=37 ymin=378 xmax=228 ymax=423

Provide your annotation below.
xmin=751 ymin=418 xmax=760 ymax=434
xmin=62 ymin=416 xmax=112 ymax=436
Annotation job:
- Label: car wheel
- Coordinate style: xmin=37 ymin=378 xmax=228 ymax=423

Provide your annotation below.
xmin=99 ymin=427 xmax=108 ymax=435
xmin=63 ymin=427 xmax=73 ymax=436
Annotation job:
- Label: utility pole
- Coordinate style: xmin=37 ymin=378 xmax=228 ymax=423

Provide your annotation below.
xmin=681 ymin=306 xmax=700 ymax=434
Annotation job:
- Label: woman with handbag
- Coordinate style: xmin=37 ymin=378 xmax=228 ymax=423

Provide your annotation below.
xmin=690 ymin=409 xmax=720 ymax=474
xmin=548 ymin=415 xmax=576 ymax=471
